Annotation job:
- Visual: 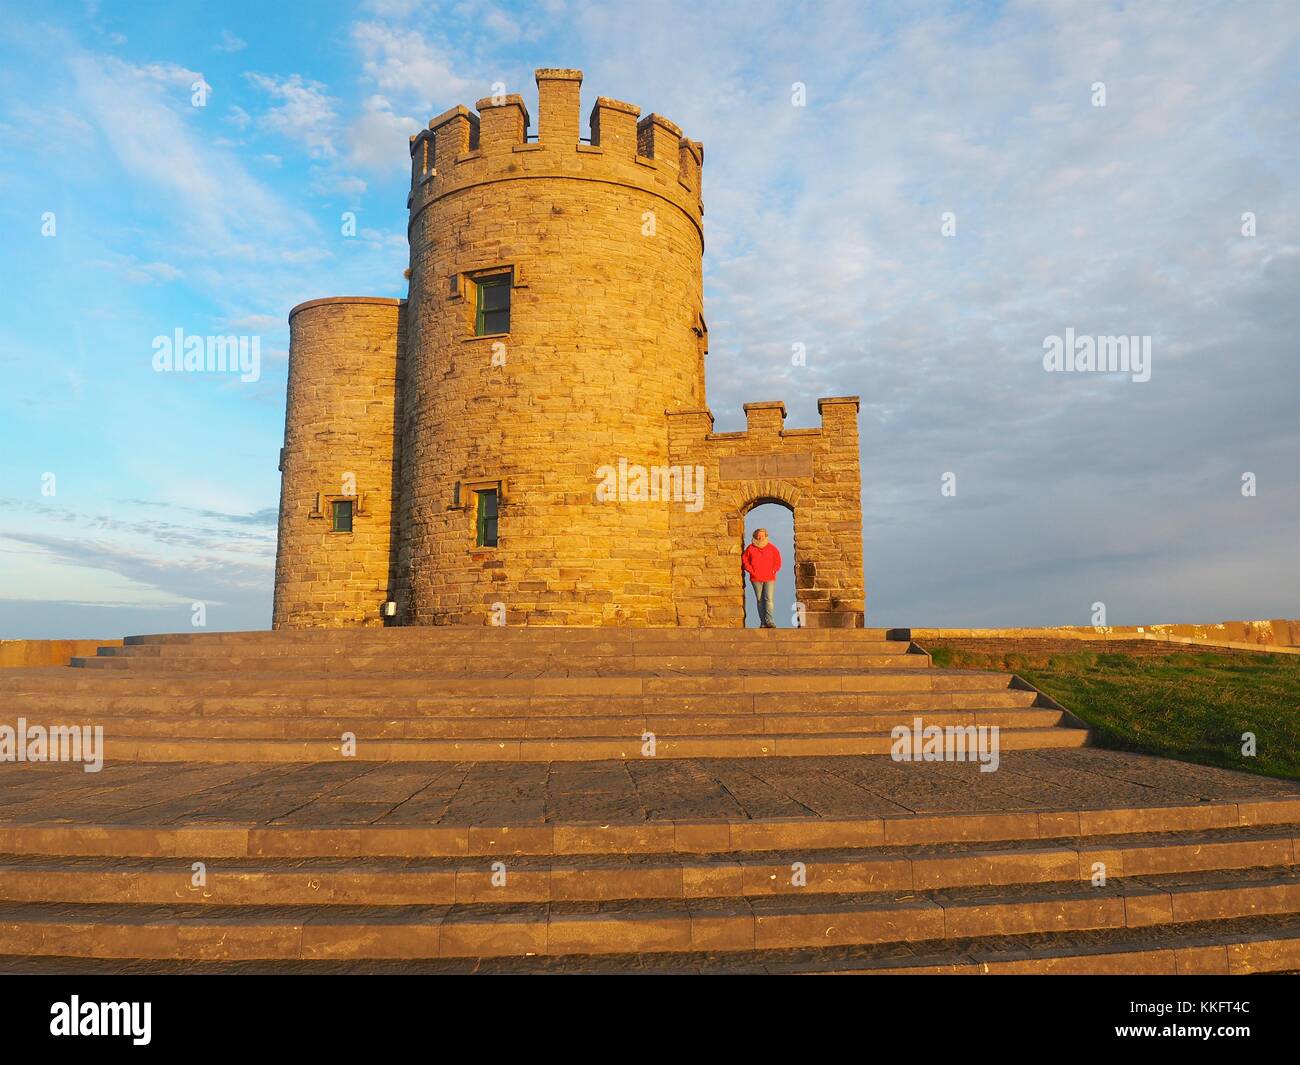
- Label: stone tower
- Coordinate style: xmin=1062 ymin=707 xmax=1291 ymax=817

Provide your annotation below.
xmin=274 ymin=68 xmax=864 ymax=629
xmin=272 ymin=297 xmax=404 ymax=628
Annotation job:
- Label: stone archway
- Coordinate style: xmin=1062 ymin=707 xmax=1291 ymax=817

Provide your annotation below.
xmin=723 ymin=479 xmax=804 ymax=536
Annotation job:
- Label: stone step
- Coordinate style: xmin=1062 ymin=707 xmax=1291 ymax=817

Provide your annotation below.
xmin=71 ymin=652 xmax=931 ymax=673
xmin=5 ymin=917 xmax=1295 ymax=974
xmin=7 ymin=669 xmax=1014 ymax=698
xmin=1 ymin=869 xmax=1294 ymax=960
xmin=0 ymin=687 xmax=1042 ymax=717
xmin=0 ymin=829 xmax=1289 ymax=907
xmin=771 ymin=919 xmax=1300 ymax=975
xmin=121 ymin=628 xmax=902 ymax=647
xmin=103 ymin=640 xmax=913 ymax=660
xmin=8 ymin=798 xmax=1292 ymax=858
xmin=74 ymin=725 xmax=1089 ymax=762
xmin=0 ymin=708 xmax=1066 ymax=740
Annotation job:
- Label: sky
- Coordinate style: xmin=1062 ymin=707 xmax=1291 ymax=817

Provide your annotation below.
xmin=0 ymin=0 xmax=1296 ymax=638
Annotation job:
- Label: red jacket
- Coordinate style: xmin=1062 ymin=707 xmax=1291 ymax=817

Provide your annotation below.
xmin=741 ymin=542 xmax=782 ymax=582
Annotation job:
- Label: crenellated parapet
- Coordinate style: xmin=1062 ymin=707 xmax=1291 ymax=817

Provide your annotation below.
xmin=407 ymin=69 xmax=704 ymax=233
xmin=667 ymin=397 xmax=861 ymax=451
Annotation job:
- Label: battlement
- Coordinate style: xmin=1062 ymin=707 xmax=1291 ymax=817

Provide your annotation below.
xmin=408 ymin=68 xmax=703 ymax=223
xmin=666 ymin=397 xmax=862 ymax=447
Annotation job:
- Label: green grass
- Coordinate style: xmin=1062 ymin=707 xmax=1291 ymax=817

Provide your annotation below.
xmin=927 ymin=647 xmax=1300 ymax=780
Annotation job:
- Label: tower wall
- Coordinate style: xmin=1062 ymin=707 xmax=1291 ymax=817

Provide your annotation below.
xmin=272 ymin=297 xmax=404 ymax=628
xmin=396 ymin=70 xmax=705 ymax=625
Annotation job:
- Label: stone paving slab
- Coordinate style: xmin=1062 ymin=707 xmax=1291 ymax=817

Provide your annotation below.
xmin=0 ymin=749 xmax=1293 ymax=828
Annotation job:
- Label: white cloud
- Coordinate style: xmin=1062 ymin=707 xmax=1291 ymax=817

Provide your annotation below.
xmin=347 ymin=94 xmax=420 ymax=172
xmin=224 ymin=313 xmax=282 ymax=332
xmin=68 ymin=55 xmax=310 ymax=254
xmin=215 ymin=29 xmax=247 ymax=53
xmin=309 ymin=169 xmax=367 ymax=200
xmin=90 ymin=255 xmax=184 ymax=284
xmin=351 ymin=21 xmax=470 ymax=111
xmin=246 ymin=72 xmax=339 ymax=158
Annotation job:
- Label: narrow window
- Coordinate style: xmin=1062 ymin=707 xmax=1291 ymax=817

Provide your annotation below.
xmin=331 ymin=499 xmax=354 ymax=533
xmin=474 ymin=273 xmax=511 ymax=335
xmin=475 ymin=488 xmax=499 ymax=547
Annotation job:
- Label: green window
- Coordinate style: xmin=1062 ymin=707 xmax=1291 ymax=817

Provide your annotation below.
xmin=474 ymin=273 xmax=511 ymax=335
xmin=331 ymin=499 xmax=353 ymax=533
xmin=475 ymin=488 xmax=499 ymax=547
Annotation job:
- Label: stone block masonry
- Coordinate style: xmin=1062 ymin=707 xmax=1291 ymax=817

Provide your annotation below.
xmin=668 ymin=399 xmax=865 ymax=628
xmin=273 ymin=298 xmax=404 ymax=628
xmin=274 ymin=69 xmax=864 ymax=628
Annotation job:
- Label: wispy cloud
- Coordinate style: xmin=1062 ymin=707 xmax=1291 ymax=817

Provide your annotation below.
xmin=246 ymin=71 xmax=339 ymax=159
xmin=214 ymin=29 xmax=247 ymax=54
xmin=351 ymin=21 xmax=471 ymax=111
xmin=68 ymin=55 xmax=313 ymax=255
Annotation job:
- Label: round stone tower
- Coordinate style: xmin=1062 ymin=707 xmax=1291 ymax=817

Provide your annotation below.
xmin=396 ymin=69 xmax=706 ymax=625
xmin=273 ymin=297 xmax=404 ymax=628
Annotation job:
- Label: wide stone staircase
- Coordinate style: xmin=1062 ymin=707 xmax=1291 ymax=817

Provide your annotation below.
xmin=0 ymin=627 xmax=1296 ymax=973
xmin=0 ymin=782 xmax=1297 ymax=973
xmin=3 ymin=627 xmax=1086 ymax=762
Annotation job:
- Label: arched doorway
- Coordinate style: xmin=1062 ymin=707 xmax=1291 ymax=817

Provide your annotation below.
xmin=741 ymin=500 xmax=798 ymax=628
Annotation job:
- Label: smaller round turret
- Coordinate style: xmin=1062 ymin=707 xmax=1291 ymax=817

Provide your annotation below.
xmin=273 ymin=297 xmax=404 ymax=628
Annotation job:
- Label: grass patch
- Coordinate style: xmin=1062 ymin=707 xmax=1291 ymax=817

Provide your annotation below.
xmin=927 ymin=646 xmax=1300 ymax=780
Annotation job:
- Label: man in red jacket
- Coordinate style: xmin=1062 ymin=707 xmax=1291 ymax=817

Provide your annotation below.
xmin=741 ymin=528 xmax=782 ymax=628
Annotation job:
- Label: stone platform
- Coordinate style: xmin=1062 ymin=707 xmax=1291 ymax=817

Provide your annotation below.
xmin=0 ymin=749 xmax=1296 ymax=974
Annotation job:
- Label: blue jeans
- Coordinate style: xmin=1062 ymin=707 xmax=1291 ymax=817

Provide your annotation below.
xmin=751 ymin=580 xmax=776 ymax=627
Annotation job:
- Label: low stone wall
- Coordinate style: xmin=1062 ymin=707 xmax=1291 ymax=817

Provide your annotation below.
xmin=916 ymin=637 xmax=1255 ymax=659
xmin=0 ymin=639 xmax=121 ymax=669
xmin=906 ymin=621 xmax=1298 ymax=647
xmin=902 ymin=621 xmax=1300 ymax=658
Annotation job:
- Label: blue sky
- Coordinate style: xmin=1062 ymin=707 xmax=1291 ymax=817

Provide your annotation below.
xmin=0 ymin=0 xmax=1296 ymax=637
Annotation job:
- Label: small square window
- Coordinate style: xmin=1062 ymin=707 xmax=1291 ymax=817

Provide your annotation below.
xmin=474 ymin=273 xmax=511 ymax=336
xmin=475 ymin=488 xmax=499 ymax=547
xmin=331 ymin=499 xmax=354 ymax=533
